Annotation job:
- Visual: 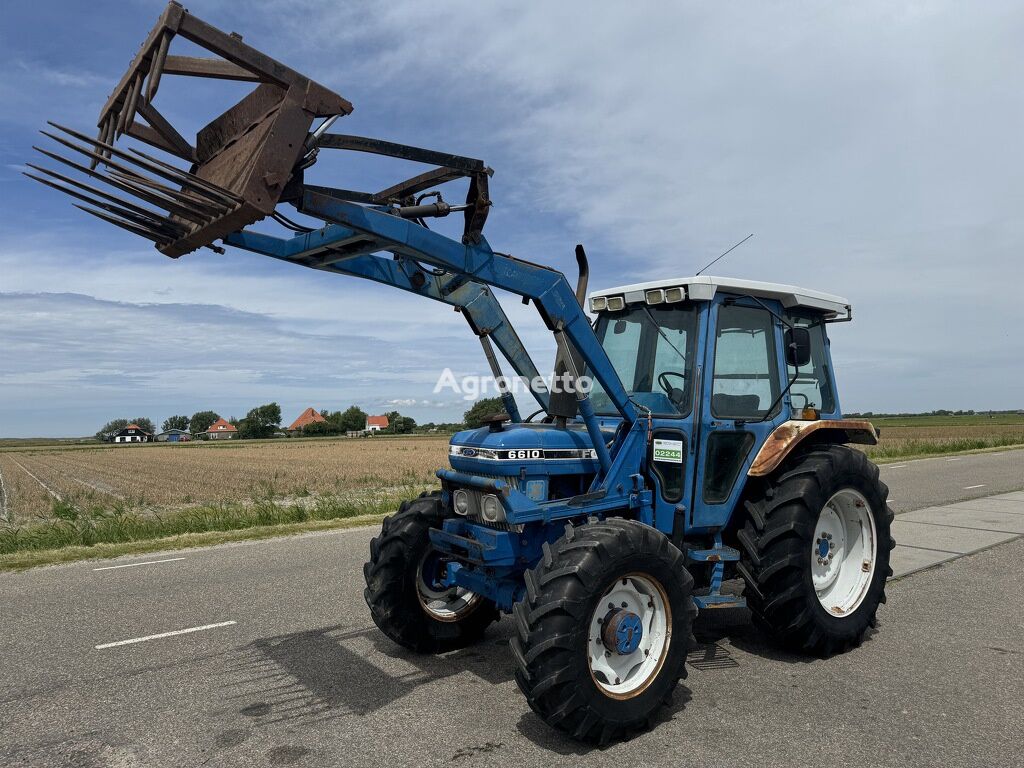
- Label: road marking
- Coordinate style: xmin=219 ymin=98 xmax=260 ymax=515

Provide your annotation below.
xmin=95 ymin=621 xmax=236 ymax=649
xmin=945 ymin=457 xmax=962 ymax=462
xmin=93 ymin=557 xmax=185 ymax=571
xmin=964 ymin=484 xmax=986 ymax=490
xmin=886 ymin=464 xmax=907 ymax=469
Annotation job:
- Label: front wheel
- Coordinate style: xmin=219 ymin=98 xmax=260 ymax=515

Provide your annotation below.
xmin=737 ymin=444 xmax=895 ymax=656
xmin=511 ymin=519 xmax=696 ymax=744
xmin=363 ymin=492 xmax=498 ymax=653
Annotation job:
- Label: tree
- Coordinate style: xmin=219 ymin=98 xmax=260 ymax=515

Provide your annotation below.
xmin=96 ymin=418 xmax=129 ymax=442
xmin=463 ymin=397 xmax=506 ymax=428
xmin=339 ymin=405 xmax=368 ymax=433
xmin=239 ymin=402 xmax=282 ymax=439
xmin=190 ymin=410 xmax=220 ymax=434
xmin=162 ymin=415 xmax=189 ymax=432
xmin=383 ymin=410 xmax=416 ymax=434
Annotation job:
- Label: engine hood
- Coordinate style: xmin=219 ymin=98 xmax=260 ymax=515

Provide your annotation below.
xmin=448 ymin=422 xmax=612 ymax=476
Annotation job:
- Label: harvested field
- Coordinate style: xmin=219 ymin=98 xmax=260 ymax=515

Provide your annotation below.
xmin=0 ymin=436 xmax=448 ymax=523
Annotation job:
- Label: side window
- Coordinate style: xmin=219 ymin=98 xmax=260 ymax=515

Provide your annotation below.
xmin=711 ymin=305 xmax=780 ymax=419
xmin=785 ymin=316 xmax=836 ymax=413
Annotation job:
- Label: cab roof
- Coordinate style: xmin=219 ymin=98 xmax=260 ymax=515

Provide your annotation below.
xmin=588 ymin=275 xmax=851 ymax=320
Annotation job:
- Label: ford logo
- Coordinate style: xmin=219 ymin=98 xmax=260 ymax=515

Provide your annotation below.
xmin=461 ymin=448 xmax=477 ymax=457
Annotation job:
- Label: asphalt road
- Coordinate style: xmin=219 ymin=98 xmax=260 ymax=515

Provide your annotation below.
xmin=1 ymin=449 xmax=1022 ymax=768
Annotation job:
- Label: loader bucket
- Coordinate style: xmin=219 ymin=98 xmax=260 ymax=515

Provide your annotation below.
xmin=26 ymin=1 xmax=352 ymax=258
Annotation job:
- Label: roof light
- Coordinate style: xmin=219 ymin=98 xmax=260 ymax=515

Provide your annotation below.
xmin=606 ymin=296 xmax=625 ymax=311
xmin=664 ymin=286 xmax=685 ymax=303
xmin=645 ymin=289 xmax=665 ymax=305
xmin=590 ymin=296 xmax=607 ymax=312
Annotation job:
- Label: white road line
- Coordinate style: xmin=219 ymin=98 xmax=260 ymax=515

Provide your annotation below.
xmin=945 ymin=457 xmax=962 ymax=462
xmin=886 ymin=464 xmax=907 ymax=469
xmin=95 ymin=621 xmax=236 ymax=649
xmin=964 ymin=484 xmax=986 ymax=490
xmin=92 ymin=557 xmax=185 ymax=571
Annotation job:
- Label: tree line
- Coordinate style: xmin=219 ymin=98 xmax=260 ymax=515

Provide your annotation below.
xmin=95 ymin=397 xmax=508 ymax=442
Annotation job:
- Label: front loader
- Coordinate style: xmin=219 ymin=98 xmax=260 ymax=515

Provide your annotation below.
xmin=29 ymin=3 xmax=895 ymax=744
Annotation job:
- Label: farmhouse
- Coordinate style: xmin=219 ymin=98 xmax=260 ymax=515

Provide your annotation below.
xmin=113 ymin=424 xmax=150 ymax=443
xmin=287 ymin=407 xmax=326 ymax=434
xmin=155 ymin=429 xmax=191 ymax=443
xmin=205 ymin=417 xmax=238 ymax=440
xmin=366 ymin=415 xmax=389 ymax=433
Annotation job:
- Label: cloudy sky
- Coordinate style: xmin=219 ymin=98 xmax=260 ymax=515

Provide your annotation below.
xmin=2 ymin=1 xmax=1022 ymax=437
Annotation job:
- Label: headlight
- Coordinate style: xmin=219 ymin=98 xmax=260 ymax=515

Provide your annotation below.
xmin=453 ymin=490 xmax=470 ymax=515
xmin=481 ymin=494 xmax=504 ymax=522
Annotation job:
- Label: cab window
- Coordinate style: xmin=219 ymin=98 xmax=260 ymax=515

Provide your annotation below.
xmin=711 ymin=304 xmax=780 ymax=419
xmin=590 ymin=305 xmax=698 ymax=416
xmin=785 ymin=314 xmax=836 ymax=413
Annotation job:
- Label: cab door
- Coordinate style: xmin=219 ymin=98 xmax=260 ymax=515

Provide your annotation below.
xmin=689 ymin=296 xmax=791 ymax=532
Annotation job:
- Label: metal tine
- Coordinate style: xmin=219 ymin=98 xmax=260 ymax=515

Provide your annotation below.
xmin=147 ymin=30 xmax=172 ymax=102
xmin=47 ymin=121 xmax=242 ymax=207
xmin=36 ymin=133 xmax=219 ymax=221
xmin=73 ymin=204 xmax=170 ymax=244
xmin=23 ymin=169 xmax=186 ymax=237
xmin=124 ymin=73 xmax=145 ymax=135
xmin=33 ymin=145 xmax=213 ymax=225
xmin=106 ymin=167 xmax=231 ymax=214
xmin=127 ymin=148 xmax=242 ymax=207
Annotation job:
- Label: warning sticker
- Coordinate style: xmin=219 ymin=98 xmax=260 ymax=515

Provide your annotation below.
xmin=653 ymin=438 xmax=684 ymax=464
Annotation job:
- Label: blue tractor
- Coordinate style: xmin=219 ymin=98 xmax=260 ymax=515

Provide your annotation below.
xmin=30 ymin=3 xmax=894 ymax=744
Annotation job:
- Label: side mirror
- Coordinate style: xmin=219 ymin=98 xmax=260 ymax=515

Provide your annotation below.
xmin=785 ymin=327 xmax=812 ymax=368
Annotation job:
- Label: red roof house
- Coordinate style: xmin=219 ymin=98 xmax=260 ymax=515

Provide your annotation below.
xmin=206 ymin=417 xmax=238 ymax=440
xmin=366 ymin=415 xmax=389 ymax=432
xmin=288 ymin=407 xmax=326 ymax=433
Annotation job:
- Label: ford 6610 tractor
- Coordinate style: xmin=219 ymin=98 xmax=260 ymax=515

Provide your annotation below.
xmin=30 ymin=3 xmax=894 ymax=744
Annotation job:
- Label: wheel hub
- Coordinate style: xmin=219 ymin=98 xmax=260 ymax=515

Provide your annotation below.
xmin=602 ymin=608 xmax=644 ymax=655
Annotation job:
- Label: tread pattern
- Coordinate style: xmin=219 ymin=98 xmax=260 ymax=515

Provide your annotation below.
xmin=736 ymin=444 xmax=896 ymax=657
xmin=363 ymin=491 xmax=498 ymax=653
xmin=511 ymin=518 xmax=697 ymax=745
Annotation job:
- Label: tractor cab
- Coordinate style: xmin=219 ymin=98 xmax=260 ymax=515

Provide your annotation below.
xmin=585 ymin=275 xmax=851 ymax=535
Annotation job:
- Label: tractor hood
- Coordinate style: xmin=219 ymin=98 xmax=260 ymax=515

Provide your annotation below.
xmin=448 ymin=422 xmax=612 ymax=477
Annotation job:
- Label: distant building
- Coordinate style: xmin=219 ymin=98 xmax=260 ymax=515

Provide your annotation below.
xmin=366 ymin=415 xmax=389 ymax=433
xmin=287 ymin=407 xmax=326 ymax=434
xmin=113 ymin=424 xmax=150 ymax=444
xmin=205 ymin=417 xmax=238 ymax=440
xmin=155 ymin=429 xmax=191 ymax=443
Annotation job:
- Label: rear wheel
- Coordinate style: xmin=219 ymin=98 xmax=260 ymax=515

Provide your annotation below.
xmin=737 ymin=444 xmax=895 ymax=656
xmin=363 ymin=492 xmax=498 ymax=653
xmin=511 ymin=519 xmax=696 ymax=744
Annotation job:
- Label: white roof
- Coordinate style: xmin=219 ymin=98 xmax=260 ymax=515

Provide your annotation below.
xmin=589 ymin=275 xmax=851 ymax=318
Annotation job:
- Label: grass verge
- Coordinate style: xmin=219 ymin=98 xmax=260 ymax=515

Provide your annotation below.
xmin=0 ymin=485 xmax=434 ymax=572
xmin=866 ymin=435 xmax=1024 ymax=462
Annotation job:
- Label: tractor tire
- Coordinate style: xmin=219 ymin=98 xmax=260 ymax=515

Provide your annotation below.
xmin=736 ymin=444 xmax=895 ymax=656
xmin=511 ymin=518 xmax=696 ymax=745
xmin=363 ymin=491 xmax=498 ymax=653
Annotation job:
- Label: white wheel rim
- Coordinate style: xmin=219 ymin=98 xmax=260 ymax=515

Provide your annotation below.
xmin=811 ymin=489 xmax=877 ymax=616
xmin=588 ymin=573 xmax=672 ymax=699
xmin=416 ymin=550 xmax=481 ymax=622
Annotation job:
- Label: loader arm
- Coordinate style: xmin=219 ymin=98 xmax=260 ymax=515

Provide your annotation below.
xmin=225 ymin=227 xmax=550 ymax=416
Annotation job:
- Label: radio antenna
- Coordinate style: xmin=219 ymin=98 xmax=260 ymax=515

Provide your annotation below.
xmin=695 ymin=233 xmax=754 ymax=276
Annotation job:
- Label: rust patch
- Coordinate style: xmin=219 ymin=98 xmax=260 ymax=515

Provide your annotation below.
xmin=747 ymin=419 xmax=878 ymax=477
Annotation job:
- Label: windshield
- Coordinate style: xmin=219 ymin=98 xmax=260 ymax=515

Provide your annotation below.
xmin=589 ymin=305 xmax=698 ymax=416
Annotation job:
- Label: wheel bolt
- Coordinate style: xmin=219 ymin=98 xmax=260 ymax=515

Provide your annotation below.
xmin=615 ymin=677 xmax=621 ymax=684
xmin=605 ymin=650 xmax=611 ymax=657
xmin=644 ymin=649 xmax=650 ymax=657
xmin=621 ymin=602 xmax=628 ymax=609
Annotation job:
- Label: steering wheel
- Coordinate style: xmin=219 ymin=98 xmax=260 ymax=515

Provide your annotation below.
xmin=657 ymin=371 xmax=688 ymax=408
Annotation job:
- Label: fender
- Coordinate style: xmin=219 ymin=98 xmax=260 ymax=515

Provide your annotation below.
xmin=747 ymin=419 xmax=879 ymax=477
